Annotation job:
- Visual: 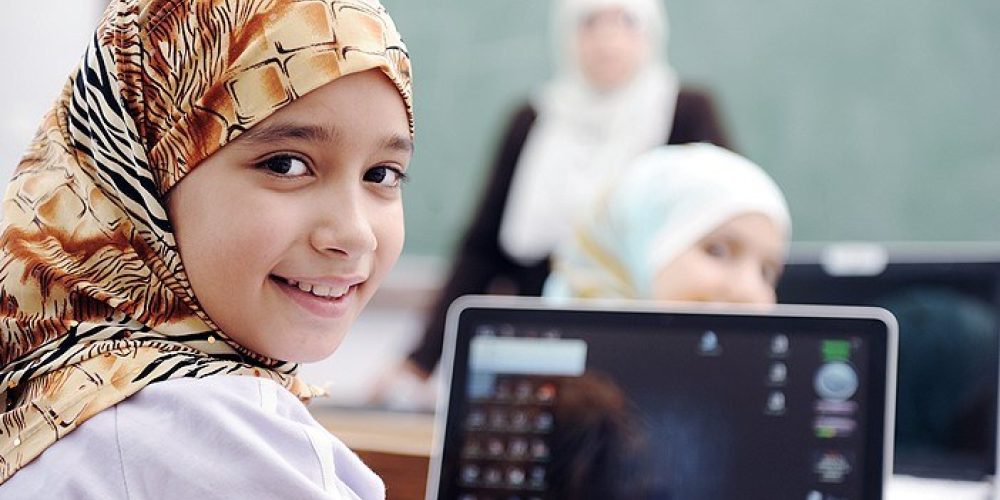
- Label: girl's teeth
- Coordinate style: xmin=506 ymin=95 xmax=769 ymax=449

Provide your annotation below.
xmin=284 ymin=278 xmax=352 ymax=299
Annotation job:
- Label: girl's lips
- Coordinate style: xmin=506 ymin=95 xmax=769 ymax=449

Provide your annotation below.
xmin=270 ymin=275 xmax=358 ymax=318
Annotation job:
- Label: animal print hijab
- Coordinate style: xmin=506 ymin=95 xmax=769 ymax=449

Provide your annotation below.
xmin=0 ymin=0 xmax=412 ymax=482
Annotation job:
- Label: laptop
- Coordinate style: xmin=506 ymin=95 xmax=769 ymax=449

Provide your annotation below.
xmin=427 ymin=296 xmax=897 ymax=500
xmin=777 ymin=242 xmax=1000 ymax=492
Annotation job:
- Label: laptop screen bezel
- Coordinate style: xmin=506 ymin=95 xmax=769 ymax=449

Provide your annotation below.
xmin=426 ymin=296 xmax=897 ymax=500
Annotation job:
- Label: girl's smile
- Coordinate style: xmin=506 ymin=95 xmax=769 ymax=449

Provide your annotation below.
xmin=268 ymin=274 xmax=365 ymax=318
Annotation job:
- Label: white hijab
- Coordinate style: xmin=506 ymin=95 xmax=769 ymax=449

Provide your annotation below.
xmin=498 ymin=0 xmax=679 ymax=265
xmin=544 ymin=143 xmax=792 ymax=299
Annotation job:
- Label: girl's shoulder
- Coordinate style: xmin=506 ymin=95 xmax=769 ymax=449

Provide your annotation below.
xmin=126 ymin=373 xmax=313 ymax=424
xmin=0 ymin=376 xmax=385 ymax=499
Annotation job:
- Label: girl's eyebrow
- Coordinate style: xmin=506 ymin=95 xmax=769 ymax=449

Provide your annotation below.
xmin=236 ymin=122 xmax=413 ymax=154
xmin=383 ymin=134 xmax=414 ymax=154
xmin=237 ymin=122 xmax=335 ymax=145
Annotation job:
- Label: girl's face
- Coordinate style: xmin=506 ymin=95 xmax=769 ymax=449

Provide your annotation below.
xmin=575 ymin=7 xmax=649 ymax=91
xmin=168 ymin=70 xmax=411 ymax=363
xmin=651 ymin=213 xmax=786 ymax=305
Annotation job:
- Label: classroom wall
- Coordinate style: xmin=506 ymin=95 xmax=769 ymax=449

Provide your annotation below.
xmin=382 ymin=0 xmax=1000 ymax=258
xmin=2 ymin=2 xmax=997 ymax=259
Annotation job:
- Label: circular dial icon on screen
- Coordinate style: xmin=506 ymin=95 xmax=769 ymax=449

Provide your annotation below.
xmin=814 ymin=362 xmax=859 ymax=402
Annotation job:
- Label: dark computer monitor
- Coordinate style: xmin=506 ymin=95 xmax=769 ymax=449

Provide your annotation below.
xmin=429 ymin=296 xmax=896 ymax=500
xmin=777 ymin=242 xmax=1000 ymax=480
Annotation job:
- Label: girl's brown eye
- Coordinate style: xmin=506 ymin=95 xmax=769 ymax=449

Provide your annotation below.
xmin=363 ymin=165 xmax=407 ymax=188
xmin=258 ymin=155 xmax=309 ymax=177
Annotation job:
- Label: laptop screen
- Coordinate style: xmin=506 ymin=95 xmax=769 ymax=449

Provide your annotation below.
xmin=430 ymin=298 xmax=894 ymax=500
xmin=777 ymin=245 xmax=1000 ymax=480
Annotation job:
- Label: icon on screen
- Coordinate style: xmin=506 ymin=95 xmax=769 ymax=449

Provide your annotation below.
xmin=511 ymin=409 xmax=530 ymax=431
xmin=769 ymin=362 xmax=788 ymax=385
xmin=515 ymin=380 xmax=534 ymax=401
xmin=487 ymin=437 xmax=505 ymax=458
xmin=489 ymin=409 xmax=509 ymax=430
xmin=814 ymin=362 xmax=859 ymax=402
xmin=494 ymin=379 xmax=512 ymax=401
xmin=466 ymin=408 xmax=486 ymax=429
xmin=462 ymin=438 xmax=482 ymax=458
xmin=483 ymin=466 xmax=503 ymax=485
xmin=534 ymin=411 xmax=554 ymax=432
xmin=821 ymin=339 xmax=852 ymax=362
xmin=507 ymin=466 xmax=527 ymax=487
xmin=699 ymin=330 xmax=721 ymax=355
xmin=530 ymin=439 xmax=550 ymax=460
xmin=814 ymin=416 xmax=857 ymax=438
xmin=813 ymin=451 xmax=852 ymax=483
xmin=536 ymin=383 xmax=557 ymax=403
xmin=770 ymin=334 xmax=789 ymax=356
xmin=529 ymin=466 xmax=547 ymax=488
xmin=509 ymin=437 xmax=529 ymax=458
xmin=766 ymin=391 xmax=786 ymax=414
xmin=461 ymin=464 xmax=480 ymax=484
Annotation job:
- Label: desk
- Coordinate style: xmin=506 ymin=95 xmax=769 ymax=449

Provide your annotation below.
xmin=313 ymin=407 xmax=435 ymax=500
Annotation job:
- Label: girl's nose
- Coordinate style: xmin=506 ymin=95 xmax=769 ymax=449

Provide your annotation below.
xmin=309 ymin=192 xmax=378 ymax=259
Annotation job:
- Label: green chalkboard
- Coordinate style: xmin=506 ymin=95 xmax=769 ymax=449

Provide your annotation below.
xmin=383 ymin=0 xmax=1000 ymax=258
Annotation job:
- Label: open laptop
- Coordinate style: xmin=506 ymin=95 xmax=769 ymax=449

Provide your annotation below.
xmin=427 ymin=296 xmax=897 ymax=500
xmin=777 ymin=242 xmax=1000 ymax=497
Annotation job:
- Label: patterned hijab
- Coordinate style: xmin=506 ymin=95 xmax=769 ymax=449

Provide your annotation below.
xmin=544 ymin=143 xmax=790 ymax=299
xmin=0 ymin=0 xmax=412 ymax=482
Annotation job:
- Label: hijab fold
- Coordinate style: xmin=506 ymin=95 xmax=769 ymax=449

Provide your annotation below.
xmin=0 ymin=0 xmax=412 ymax=482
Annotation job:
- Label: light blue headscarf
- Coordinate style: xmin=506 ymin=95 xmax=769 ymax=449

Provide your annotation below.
xmin=544 ymin=143 xmax=791 ymax=299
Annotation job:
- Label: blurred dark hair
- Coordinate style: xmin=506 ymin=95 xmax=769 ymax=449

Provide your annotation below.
xmin=548 ymin=371 xmax=650 ymax=499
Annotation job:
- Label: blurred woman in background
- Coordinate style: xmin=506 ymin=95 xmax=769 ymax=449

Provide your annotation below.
xmin=381 ymin=0 xmax=731 ymax=397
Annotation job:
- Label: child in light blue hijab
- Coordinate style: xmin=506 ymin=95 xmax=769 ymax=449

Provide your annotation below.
xmin=544 ymin=143 xmax=791 ymax=303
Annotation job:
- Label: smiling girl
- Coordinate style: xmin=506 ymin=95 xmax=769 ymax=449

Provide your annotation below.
xmin=0 ymin=0 xmax=411 ymax=497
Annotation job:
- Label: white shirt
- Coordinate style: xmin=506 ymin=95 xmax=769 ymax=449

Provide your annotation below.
xmin=0 ymin=376 xmax=385 ymax=499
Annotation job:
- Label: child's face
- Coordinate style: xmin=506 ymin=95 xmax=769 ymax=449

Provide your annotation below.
xmin=576 ymin=7 xmax=648 ymax=91
xmin=651 ymin=213 xmax=786 ymax=305
xmin=167 ymin=70 xmax=411 ymax=362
